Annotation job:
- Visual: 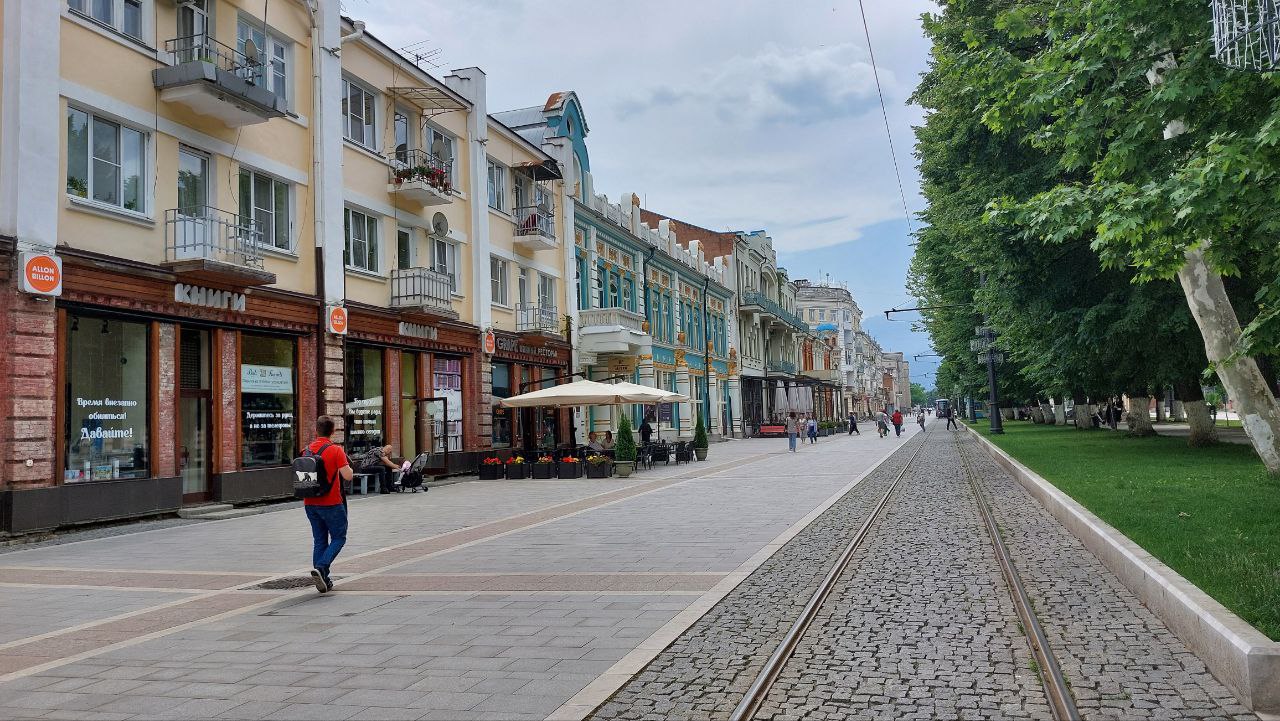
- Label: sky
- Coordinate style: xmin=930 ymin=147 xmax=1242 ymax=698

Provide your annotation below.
xmin=347 ymin=0 xmax=942 ymax=390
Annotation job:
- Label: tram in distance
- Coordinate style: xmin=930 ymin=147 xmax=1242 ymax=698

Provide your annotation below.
xmin=934 ymin=398 xmax=951 ymax=415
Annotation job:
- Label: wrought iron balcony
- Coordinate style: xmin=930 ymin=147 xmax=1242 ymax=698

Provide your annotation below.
xmin=767 ymin=359 xmax=798 ymax=375
xmin=741 ymin=290 xmax=808 ymax=332
xmin=154 ymin=34 xmax=286 ymax=127
xmin=513 ymin=205 xmax=556 ymax=251
xmin=162 ymin=206 xmax=275 ymax=287
xmin=388 ymin=149 xmax=454 ymax=206
xmin=391 ymin=267 xmax=457 ymax=318
xmin=516 ymin=304 xmax=559 ymax=334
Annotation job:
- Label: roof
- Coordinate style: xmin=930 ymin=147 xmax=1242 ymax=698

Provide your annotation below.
xmin=639 ymin=209 xmax=738 ymax=260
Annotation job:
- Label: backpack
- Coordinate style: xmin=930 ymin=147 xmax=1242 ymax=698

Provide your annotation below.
xmin=292 ymin=442 xmax=335 ymax=499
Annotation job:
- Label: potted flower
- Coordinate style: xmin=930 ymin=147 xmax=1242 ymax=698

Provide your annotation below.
xmin=585 ymin=454 xmax=612 ymax=479
xmin=505 ymin=455 xmax=528 ymax=480
xmin=532 ymin=455 xmax=555 ymax=479
xmin=558 ymin=455 xmax=582 ymax=479
xmin=614 ymin=416 xmax=637 ymax=478
xmin=393 ymin=167 xmax=414 ymax=185
xmin=478 ymin=456 xmax=504 ymax=480
xmin=693 ymin=414 xmax=709 ymax=461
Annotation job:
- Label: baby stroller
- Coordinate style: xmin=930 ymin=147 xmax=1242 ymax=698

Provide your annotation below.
xmin=396 ymin=453 xmax=433 ymax=493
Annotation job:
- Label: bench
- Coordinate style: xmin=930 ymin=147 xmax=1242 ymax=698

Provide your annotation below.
xmin=352 ymin=473 xmax=374 ymax=495
xmin=757 ymin=425 xmax=787 ymax=438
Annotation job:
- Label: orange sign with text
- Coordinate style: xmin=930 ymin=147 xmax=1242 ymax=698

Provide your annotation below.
xmin=327 ymin=305 xmax=348 ymax=335
xmin=20 ymin=252 xmax=62 ymax=297
xmin=482 ymin=328 xmax=496 ymax=355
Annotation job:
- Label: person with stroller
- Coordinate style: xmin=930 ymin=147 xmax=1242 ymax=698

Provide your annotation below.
xmin=356 ymin=437 xmax=400 ymax=494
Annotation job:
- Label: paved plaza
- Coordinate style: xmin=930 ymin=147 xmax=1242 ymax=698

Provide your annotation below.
xmin=0 ymin=429 xmax=913 ymax=720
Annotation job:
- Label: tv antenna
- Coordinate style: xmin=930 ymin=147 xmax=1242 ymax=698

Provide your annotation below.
xmin=399 ymin=40 xmax=443 ymax=71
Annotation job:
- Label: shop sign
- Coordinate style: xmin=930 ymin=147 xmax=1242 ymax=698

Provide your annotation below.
xmin=327 ymin=305 xmax=348 ymax=335
xmin=495 ymin=335 xmax=560 ymax=360
xmin=241 ymin=364 xmax=294 ymax=394
xmin=174 ymin=283 xmax=246 ymax=312
xmin=20 ymin=251 xmax=62 ymax=297
xmin=657 ymin=402 xmax=673 ymax=423
xmin=607 ymin=357 xmax=637 ymax=376
xmin=482 ymin=328 xmax=496 ymax=355
xmin=74 ymin=396 xmax=140 ymax=442
xmin=399 ymin=321 xmax=438 ymax=340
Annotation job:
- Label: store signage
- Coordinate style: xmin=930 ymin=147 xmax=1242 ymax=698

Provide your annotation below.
xmin=241 ymin=364 xmax=293 ymax=394
xmin=607 ymin=357 xmax=637 ymax=375
xmin=20 ymin=251 xmax=62 ymax=297
xmin=657 ymin=402 xmax=673 ymax=423
xmin=174 ymin=284 xmax=245 ymax=312
xmin=327 ymin=305 xmax=348 ymax=335
xmin=482 ymin=328 xmax=496 ymax=355
xmin=74 ymin=396 xmax=140 ymax=443
xmin=494 ymin=335 xmax=559 ymax=360
xmin=399 ymin=322 xmax=438 ymax=340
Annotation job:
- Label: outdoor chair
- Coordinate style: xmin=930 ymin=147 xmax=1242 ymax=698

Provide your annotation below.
xmin=650 ymin=442 xmax=671 ymax=465
xmin=674 ymin=441 xmax=692 ymax=465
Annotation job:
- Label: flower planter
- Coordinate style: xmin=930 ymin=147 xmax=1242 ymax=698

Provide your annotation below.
xmin=531 ymin=463 xmax=555 ymax=479
xmin=557 ymin=462 xmax=583 ymax=479
xmin=478 ymin=464 xmax=504 ymax=480
xmin=614 ymin=461 xmax=635 ymax=478
xmin=505 ymin=463 xmax=529 ymax=480
xmin=693 ymin=447 xmax=708 ymax=462
xmin=585 ymin=463 xmax=611 ymax=479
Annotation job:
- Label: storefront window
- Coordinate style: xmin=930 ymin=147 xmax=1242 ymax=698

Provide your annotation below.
xmin=539 ymin=368 xmax=559 ymax=451
xmin=345 ymin=344 xmax=385 ymax=459
xmin=432 ymin=356 xmax=463 ymax=452
xmin=401 ymin=351 xmax=417 ymax=458
xmin=241 ymin=334 xmax=296 ymax=468
xmin=65 ymin=315 xmax=150 ymax=482
xmin=491 ymin=363 xmax=512 ymax=448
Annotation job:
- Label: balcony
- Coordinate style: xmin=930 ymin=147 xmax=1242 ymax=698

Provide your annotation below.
xmin=513 ymin=205 xmax=557 ymax=251
xmin=516 ymin=304 xmax=559 ymax=334
xmin=388 ymin=149 xmax=454 ymax=206
xmin=390 ymin=267 xmax=458 ymax=319
xmin=154 ymin=35 xmax=287 ymax=127
xmin=162 ymin=207 xmax=276 ymax=287
xmin=803 ymin=368 xmax=841 ymax=383
xmin=767 ymin=359 xmax=798 ymax=375
xmin=578 ymin=307 xmax=650 ymax=356
xmin=741 ymin=290 xmax=808 ymax=332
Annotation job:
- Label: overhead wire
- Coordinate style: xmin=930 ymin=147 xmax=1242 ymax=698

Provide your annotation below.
xmin=855 ymin=0 xmax=914 ymax=239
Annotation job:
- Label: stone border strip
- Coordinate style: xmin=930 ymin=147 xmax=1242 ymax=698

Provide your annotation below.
xmin=965 ymin=425 xmax=1280 ymax=716
xmin=337 ymin=572 xmax=725 ymax=593
xmin=547 ymin=434 xmax=911 ymax=721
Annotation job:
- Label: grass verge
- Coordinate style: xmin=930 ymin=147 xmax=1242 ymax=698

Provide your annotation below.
xmin=983 ymin=421 xmax=1280 ymax=640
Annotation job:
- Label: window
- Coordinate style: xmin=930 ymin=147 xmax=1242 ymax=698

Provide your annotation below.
xmin=344 ymin=207 xmax=379 ymax=272
xmin=238 ymin=19 xmax=290 ymax=107
xmin=400 ymin=352 xmax=418 ymax=457
xmin=431 ymin=237 xmax=458 ymax=291
xmin=345 ymin=345 xmax=385 ymax=460
xmin=486 ymin=160 xmax=506 ymax=211
xmin=517 ymin=267 xmax=530 ymax=307
xmin=393 ymin=107 xmax=412 ymax=164
xmin=66 ymin=106 xmax=146 ymax=213
xmin=342 ymin=78 xmax=377 ymax=149
xmin=64 ymin=315 xmax=150 ymax=482
xmin=176 ymin=146 xmax=208 ymax=212
xmin=538 ymin=274 xmax=555 ymax=309
xmin=513 ymin=172 xmax=529 ymax=209
xmin=491 ymin=363 xmax=512 ymax=448
xmin=239 ymin=168 xmax=290 ymax=251
xmin=491 ymin=256 xmax=508 ymax=305
xmin=576 ymin=255 xmax=589 ymax=310
xmin=69 ymin=0 xmax=145 ymax=41
xmin=397 ymin=227 xmax=413 ymax=270
xmin=241 ymin=334 xmax=296 ymax=468
xmin=426 ymin=125 xmax=455 ymax=183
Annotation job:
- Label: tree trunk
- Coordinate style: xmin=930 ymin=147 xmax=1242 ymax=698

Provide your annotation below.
xmin=1054 ymin=397 xmax=1067 ymax=426
xmin=1176 ymin=247 xmax=1280 ymax=473
xmin=1031 ymin=405 xmax=1045 ymax=424
xmin=1171 ymin=400 xmax=1185 ymax=422
xmin=1155 ymin=393 xmax=1167 ymax=423
xmin=1126 ymin=395 xmax=1156 ymax=437
xmin=1002 ymin=406 xmax=1015 ymax=420
xmin=1175 ymin=381 xmax=1216 ymax=447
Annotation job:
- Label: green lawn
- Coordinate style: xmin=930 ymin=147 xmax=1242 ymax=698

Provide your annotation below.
xmin=982 ymin=422 xmax=1280 ymax=640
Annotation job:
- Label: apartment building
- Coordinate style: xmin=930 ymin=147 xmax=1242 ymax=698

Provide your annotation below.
xmin=795 ymin=279 xmax=861 ymax=415
xmin=0 ymin=1 xmax=571 ymax=534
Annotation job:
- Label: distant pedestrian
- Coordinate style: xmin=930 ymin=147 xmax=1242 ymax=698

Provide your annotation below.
xmin=639 ymin=415 xmax=654 ymax=445
xmin=785 ymin=412 xmax=800 ymax=453
xmin=302 ymin=416 xmax=353 ymax=593
xmin=945 ymin=406 xmax=958 ymax=431
xmin=917 ymin=411 xmax=926 ymax=431
xmin=877 ymin=409 xmax=890 ymax=438
xmin=892 ymin=409 xmax=904 ymax=437
xmin=848 ymin=411 xmax=859 ymax=435
xmin=1108 ymin=400 xmax=1121 ymax=430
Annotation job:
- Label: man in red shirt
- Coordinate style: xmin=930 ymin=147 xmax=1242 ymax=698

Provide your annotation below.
xmin=304 ymin=416 xmax=354 ymax=593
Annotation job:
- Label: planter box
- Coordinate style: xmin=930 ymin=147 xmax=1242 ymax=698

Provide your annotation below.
xmin=557 ymin=462 xmax=583 ymax=479
xmin=694 ymin=447 xmax=708 ymax=462
xmin=585 ymin=463 xmax=612 ymax=479
xmin=505 ymin=464 xmax=529 ymax=480
xmin=478 ymin=464 xmax=505 ymax=480
xmin=531 ymin=463 xmax=555 ymax=479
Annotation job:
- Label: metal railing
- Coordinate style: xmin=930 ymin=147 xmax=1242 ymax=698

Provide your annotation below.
xmin=579 ymin=307 xmax=646 ymax=332
xmin=513 ymin=205 xmax=555 ymax=239
xmin=390 ymin=267 xmax=454 ymax=312
xmin=741 ymin=290 xmax=808 ymax=331
xmin=767 ymin=359 xmax=798 ymax=375
xmin=389 ymin=148 xmax=453 ymax=192
xmin=516 ymin=304 xmax=559 ymax=333
xmin=165 ymin=34 xmax=260 ymax=79
xmin=164 ymin=207 xmax=265 ymax=268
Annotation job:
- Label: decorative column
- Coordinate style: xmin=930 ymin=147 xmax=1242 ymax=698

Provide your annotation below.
xmin=676 ymin=354 xmax=693 ymax=439
xmin=590 ymin=365 xmax=612 ymax=434
xmin=726 ymin=368 xmax=742 ymax=438
xmin=708 ymin=371 xmax=722 ymax=436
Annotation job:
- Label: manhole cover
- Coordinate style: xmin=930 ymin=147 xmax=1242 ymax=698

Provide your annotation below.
xmin=248 ymin=576 xmax=343 ymax=590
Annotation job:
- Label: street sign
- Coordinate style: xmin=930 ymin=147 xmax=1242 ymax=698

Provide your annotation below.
xmin=19 ymin=251 xmax=62 ymax=297
xmin=326 ymin=305 xmax=348 ymax=335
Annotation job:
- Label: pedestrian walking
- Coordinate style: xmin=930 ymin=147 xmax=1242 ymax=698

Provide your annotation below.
xmin=848 ymin=411 xmax=860 ymax=435
xmin=785 ymin=412 xmax=800 ymax=452
xmin=639 ymin=414 xmax=654 ymax=445
xmin=1108 ymin=400 xmax=1120 ymax=430
xmin=892 ymin=409 xmax=904 ymax=437
xmin=301 ymin=416 xmax=353 ymax=594
xmin=877 ymin=409 xmax=890 ymax=438
xmin=917 ymin=410 xmax=926 ymax=431
xmin=945 ymin=406 xmax=958 ymax=431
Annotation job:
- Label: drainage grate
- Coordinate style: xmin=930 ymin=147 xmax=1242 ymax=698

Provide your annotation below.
xmin=248 ymin=576 xmax=343 ymax=590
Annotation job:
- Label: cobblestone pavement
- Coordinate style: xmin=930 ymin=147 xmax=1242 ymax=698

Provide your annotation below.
xmin=592 ymin=425 xmax=1256 ymax=721
xmin=0 ymin=431 xmax=912 ymax=720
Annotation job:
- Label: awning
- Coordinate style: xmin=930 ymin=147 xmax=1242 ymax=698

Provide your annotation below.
xmin=499 ymin=379 xmax=687 ymax=408
xmin=389 ymin=86 xmax=469 ymax=114
xmin=512 ymin=159 xmax=562 ymax=181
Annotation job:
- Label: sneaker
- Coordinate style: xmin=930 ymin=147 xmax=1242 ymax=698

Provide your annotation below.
xmin=310 ymin=568 xmax=328 ymax=593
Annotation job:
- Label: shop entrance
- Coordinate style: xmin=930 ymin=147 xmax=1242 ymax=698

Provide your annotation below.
xmin=179 ymin=328 xmax=212 ymax=503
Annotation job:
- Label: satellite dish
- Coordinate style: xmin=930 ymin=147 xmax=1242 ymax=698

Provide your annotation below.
xmin=243 ymin=38 xmax=260 ymax=65
xmin=429 ymin=137 xmax=451 ymax=164
xmin=431 ymin=212 xmax=449 ymax=238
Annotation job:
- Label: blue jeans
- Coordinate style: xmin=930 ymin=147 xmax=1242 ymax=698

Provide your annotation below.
xmin=305 ymin=503 xmax=347 ymax=570
xmin=787 ymin=432 xmax=798 ymax=452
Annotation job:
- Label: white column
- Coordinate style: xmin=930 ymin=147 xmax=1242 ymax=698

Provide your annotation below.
xmin=0 ymin=0 xmax=60 ymax=247
xmin=442 ymin=68 xmax=491 ymax=331
xmin=676 ymin=365 xmax=692 ymax=438
xmin=708 ymin=372 xmax=721 ymax=436
xmin=727 ymin=375 xmax=742 ymax=437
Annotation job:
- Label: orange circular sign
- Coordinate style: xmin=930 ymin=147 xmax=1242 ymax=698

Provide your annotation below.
xmin=328 ymin=306 xmax=348 ymax=334
xmin=24 ymin=255 xmax=61 ymax=295
xmin=483 ymin=329 xmax=496 ymax=355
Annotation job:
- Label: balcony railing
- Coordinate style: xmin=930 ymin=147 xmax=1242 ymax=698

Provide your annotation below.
xmin=741 ymin=290 xmax=808 ymax=331
xmin=391 ymin=267 xmax=455 ymax=315
xmin=389 ymin=149 xmax=453 ymax=191
xmin=767 ymin=359 xmax=798 ymax=375
xmin=516 ymin=304 xmax=559 ymax=333
xmin=167 ymin=34 xmax=259 ymax=76
xmin=514 ymin=205 xmax=555 ymax=238
xmin=155 ymin=34 xmax=286 ymax=126
xmin=164 ymin=206 xmax=265 ymax=269
xmin=579 ymin=307 xmax=646 ymax=333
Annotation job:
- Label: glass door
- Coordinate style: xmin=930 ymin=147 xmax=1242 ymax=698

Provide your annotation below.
xmin=176 ymin=0 xmax=209 ymax=63
xmin=175 ymin=147 xmax=210 ymax=260
xmin=179 ymin=329 xmax=212 ymax=502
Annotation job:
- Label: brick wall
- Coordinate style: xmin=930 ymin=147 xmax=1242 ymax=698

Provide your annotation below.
xmin=297 ymin=332 xmax=318 ymax=451
xmin=385 ymin=350 xmax=401 ymax=457
xmin=153 ymin=323 xmax=177 ymax=478
xmin=215 ymin=329 xmax=239 ymax=474
xmin=477 ymin=358 xmax=493 ymax=450
xmin=321 ymin=333 xmax=345 ymax=442
xmin=0 ymin=259 xmax=57 ymax=489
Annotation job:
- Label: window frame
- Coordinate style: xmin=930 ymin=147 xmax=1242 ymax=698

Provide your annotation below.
xmin=486 ymin=159 xmax=507 ymax=212
xmin=343 ymin=206 xmax=380 ymax=273
xmin=490 ymin=256 xmax=509 ymax=306
xmin=65 ymin=104 xmax=149 ymax=215
xmin=68 ymin=0 xmax=149 ymax=43
xmin=431 ymin=236 xmax=459 ymax=292
xmin=425 ymin=124 xmax=456 ymax=184
xmin=396 ymin=225 xmax=414 ymax=271
xmin=537 ymin=273 xmax=555 ymax=309
xmin=238 ymin=166 xmax=292 ymax=252
xmin=341 ymin=76 xmax=378 ymax=150
xmin=237 ymin=16 xmax=292 ymax=109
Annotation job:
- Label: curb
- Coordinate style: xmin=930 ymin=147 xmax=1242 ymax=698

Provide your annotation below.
xmin=964 ymin=424 xmax=1280 ymax=716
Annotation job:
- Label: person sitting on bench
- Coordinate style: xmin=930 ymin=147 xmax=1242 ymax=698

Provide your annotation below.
xmin=356 ymin=437 xmax=400 ymax=494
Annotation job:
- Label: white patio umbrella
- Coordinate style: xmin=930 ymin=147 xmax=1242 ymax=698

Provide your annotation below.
xmin=603 ymin=381 xmax=690 ymax=404
xmin=499 ymin=379 xmax=659 ymax=407
xmin=774 ymin=384 xmax=790 ymax=416
xmin=787 ymin=384 xmax=800 ymax=412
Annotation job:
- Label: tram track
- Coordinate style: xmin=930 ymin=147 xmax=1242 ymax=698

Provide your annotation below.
xmin=729 ymin=428 xmax=1080 ymax=721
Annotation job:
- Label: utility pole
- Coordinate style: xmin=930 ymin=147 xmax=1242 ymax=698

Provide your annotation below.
xmin=972 ymin=272 xmax=1004 ymax=434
